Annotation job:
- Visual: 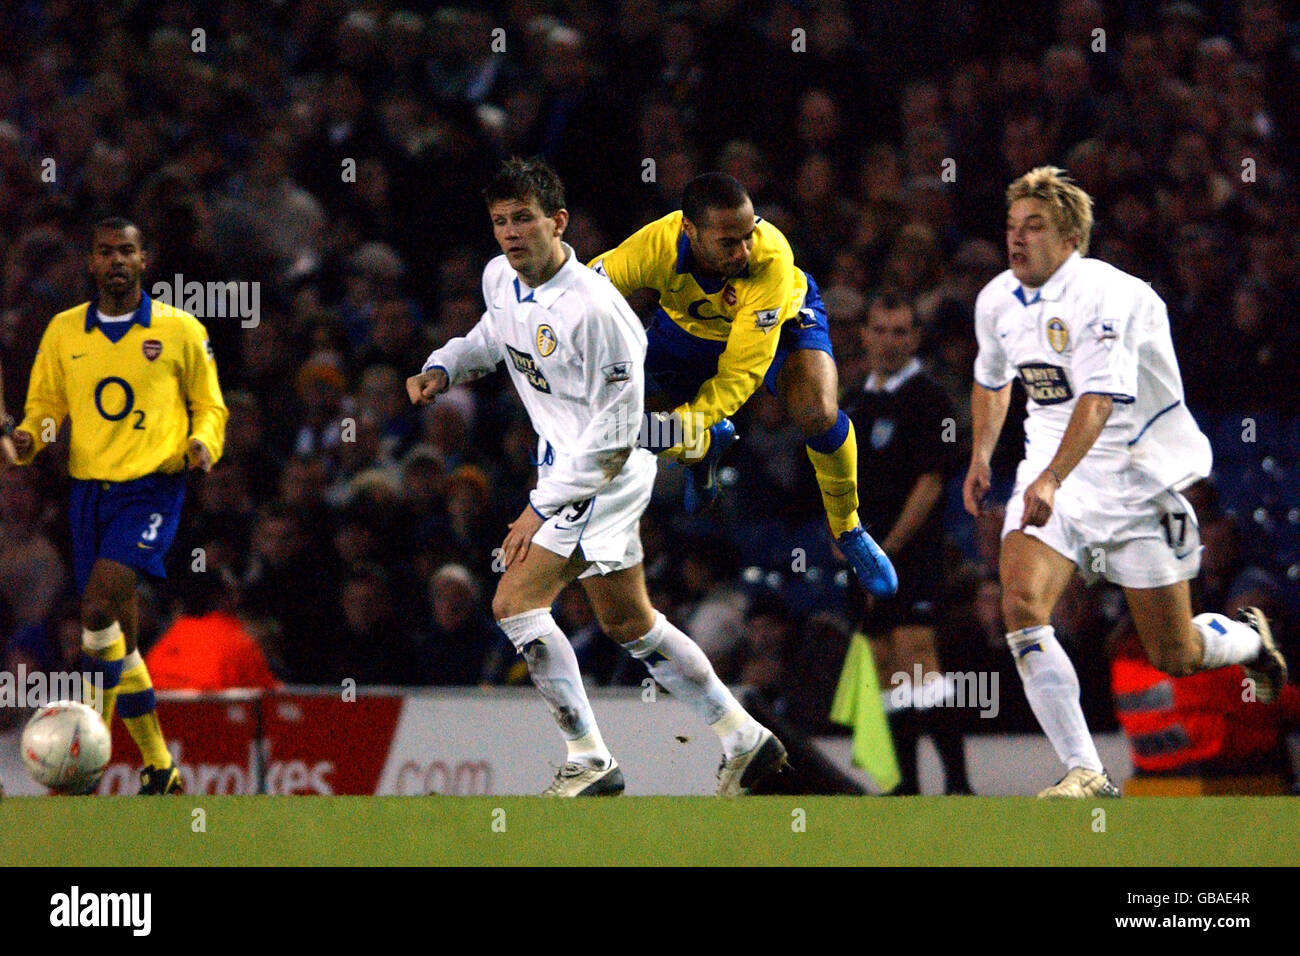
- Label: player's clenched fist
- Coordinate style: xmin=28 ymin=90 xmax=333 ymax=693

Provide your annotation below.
xmin=406 ymin=367 xmax=448 ymax=406
xmin=962 ymin=460 xmax=992 ymax=516
xmin=1019 ymin=469 xmax=1060 ymax=530
xmin=187 ymin=438 xmax=212 ymax=472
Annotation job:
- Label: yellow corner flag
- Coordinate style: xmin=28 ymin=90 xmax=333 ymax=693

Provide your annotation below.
xmin=829 ymin=631 xmax=901 ymax=794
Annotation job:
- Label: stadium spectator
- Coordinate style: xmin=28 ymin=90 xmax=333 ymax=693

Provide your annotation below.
xmin=239 ymin=503 xmax=338 ymax=684
xmin=146 ymin=551 xmax=279 ymax=692
xmin=333 ymin=563 xmax=419 ymax=686
xmin=0 ymin=464 xmax=67 ymax=632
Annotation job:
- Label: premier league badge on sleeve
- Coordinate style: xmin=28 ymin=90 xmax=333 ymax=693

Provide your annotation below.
xmin=1087 ymin=319 xmax=1118 ymax=350
xmin=602 ymin=362 xmax=632 ymax=385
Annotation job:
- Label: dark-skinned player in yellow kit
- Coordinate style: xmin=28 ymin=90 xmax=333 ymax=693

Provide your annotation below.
xmin=591 ymin=172 xmax=897 ymax=597
xmin=11 ymin=217 xmax=227 ymax=794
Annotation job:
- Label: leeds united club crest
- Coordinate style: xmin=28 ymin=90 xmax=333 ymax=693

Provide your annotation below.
xmin=1046 ymin=318 xmax=1068 ymax=353
xmin=536 ymin=324 xmax=557 ymax=357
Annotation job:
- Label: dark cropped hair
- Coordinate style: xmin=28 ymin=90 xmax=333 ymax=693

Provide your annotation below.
xmin=868 ymin=289 xmax=918 ymax=327
xmin=681 ymin=172 xmax=749 ymax=224
xmin=91 ymin=215 xmax=143 ymax=245
xmin=482 ymin=156 xmax=566 ymax=214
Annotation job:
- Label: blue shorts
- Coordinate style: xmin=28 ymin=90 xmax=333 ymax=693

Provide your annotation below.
xmin=68 ymin=473 xmax=186 ymax=594
xmin=644 ymin=273 xmax=835 ymax=408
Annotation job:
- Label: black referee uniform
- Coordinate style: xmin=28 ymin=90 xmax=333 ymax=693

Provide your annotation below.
xmin=845 ymin=357 xmax=959 ymax=629
xmin=846 ymin=357 xmax=971 ymax=793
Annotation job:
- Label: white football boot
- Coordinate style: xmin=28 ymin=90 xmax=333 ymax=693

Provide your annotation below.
xmin=1240 ymin=606 xmax=1287 ymax=704
xmin=716 ymin=728 xmax=788 ymax=796
xmin=541 ymin=759 xmax=625 ymax=797
xmin=1038 ymin=767 xmax=1121 ymax=799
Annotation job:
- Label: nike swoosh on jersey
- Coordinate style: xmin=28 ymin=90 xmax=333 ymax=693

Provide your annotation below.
xmin=72 ymin=353 xmax=87 ymax=359
xmin=137 ymin=543 xmax=154 ymax=549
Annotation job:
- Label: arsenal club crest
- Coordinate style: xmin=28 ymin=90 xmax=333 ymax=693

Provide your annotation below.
xmin=142 ymin=339 xmax=163 ymax=361
xmin=723 ymin=285 xmax=737 ymax=307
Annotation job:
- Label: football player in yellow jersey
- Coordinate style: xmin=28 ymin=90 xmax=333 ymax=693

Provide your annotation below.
xmin=11 ymin=217 xmax=227 ymax=794
xmin=591 ymin=173 xmax=897 ymax=596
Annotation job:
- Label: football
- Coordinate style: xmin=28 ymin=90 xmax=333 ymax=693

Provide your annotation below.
xmin=20 ymin=700 xmax=112 ymax=794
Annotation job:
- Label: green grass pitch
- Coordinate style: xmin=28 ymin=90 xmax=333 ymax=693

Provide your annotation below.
xmin=3 ymin=796 xmax=1297 ymax=866
xmin=2 ymin=790 xmax=1300 ymax=868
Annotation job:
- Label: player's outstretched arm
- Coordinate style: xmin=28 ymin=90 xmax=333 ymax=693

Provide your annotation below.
xmin=183 ymin=321 xmax=228 ymax=467
xmin=11 ymin=323 xmax=69 ymax=466
xmin=963 ymin=382 xmax=1012 ymax=516
xmin=413 ymin=315 xmax=499 ymax=406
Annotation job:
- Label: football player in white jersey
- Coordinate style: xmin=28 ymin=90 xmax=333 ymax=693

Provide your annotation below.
xmin=963 ymin=167 xmax=1287 ymax=798
xmin=406 ymin=158 xmax=786 ymax=796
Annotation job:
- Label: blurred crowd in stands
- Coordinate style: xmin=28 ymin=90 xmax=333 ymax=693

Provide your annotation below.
xmin=2 ymin=0 xmax=1300 ymax=741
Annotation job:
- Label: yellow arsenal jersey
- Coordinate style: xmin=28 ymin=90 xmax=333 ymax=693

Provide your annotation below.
xmin=590 ymin=211 xmax=808 ymax=427
xmin=17 ymin=293 xmax=227 ymax=481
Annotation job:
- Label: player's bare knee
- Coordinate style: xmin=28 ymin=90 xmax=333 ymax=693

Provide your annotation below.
xmin=81 ymin=601 xmax=115 ymax=632
xmin=491 ymin=587 xmax=523 ymax=623
xmin=1001 ymin=589 xmax=1044 ymax=632
xmin=791 ymin=398 xmax=837 ymax=439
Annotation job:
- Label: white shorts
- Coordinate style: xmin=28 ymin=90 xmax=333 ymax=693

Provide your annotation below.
xmin=1001 ymin=454 xmax=1201 ymax=589
xmin=532 ymin=448 xmax=656 ymax=578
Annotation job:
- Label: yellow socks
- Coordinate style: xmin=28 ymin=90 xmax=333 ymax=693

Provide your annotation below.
xmin=805 ymin=411 xmax=860 ymax=537
xmin=118 ymin=650 xmax=172 ymax=769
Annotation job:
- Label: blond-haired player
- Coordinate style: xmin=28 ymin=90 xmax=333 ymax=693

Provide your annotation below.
xmin=963 ymin=167 xmax=1286 ymax=798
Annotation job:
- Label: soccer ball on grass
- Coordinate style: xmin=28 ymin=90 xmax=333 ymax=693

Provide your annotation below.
xmin=21 ymin=700 xmax=112 ymax=794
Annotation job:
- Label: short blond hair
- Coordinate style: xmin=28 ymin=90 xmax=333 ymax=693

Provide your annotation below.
xmin=1006 ymin=166 xmax=1094 ymax=255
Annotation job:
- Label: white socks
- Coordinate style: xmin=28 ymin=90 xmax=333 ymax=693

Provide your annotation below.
xmin=1194 ymin=613 xmax=1262 ymax=669
xmin=498 ymin=607 xmax=764 ymax=767
xmin=1007 ymin=625 xmax=1103 ymax=773
xmin=622 ymin=612 xmax=761 ymax=757
xmin=499 ymin=609 xmax=611 ymax=769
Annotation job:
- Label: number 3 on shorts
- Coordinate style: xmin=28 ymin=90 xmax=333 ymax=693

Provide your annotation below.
xmin=142 ymin=512 xmax=164 ymax=542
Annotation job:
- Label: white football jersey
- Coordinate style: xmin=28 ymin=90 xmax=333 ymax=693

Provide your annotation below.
xmin=974 ymin=251 xmax=1211 ymax=491
xmin=423 ymin=244 xmax=655 ymax=515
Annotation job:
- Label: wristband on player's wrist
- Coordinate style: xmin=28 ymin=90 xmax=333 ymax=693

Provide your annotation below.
xmin=1045 ymin=466 xmax=1063 ymax=486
